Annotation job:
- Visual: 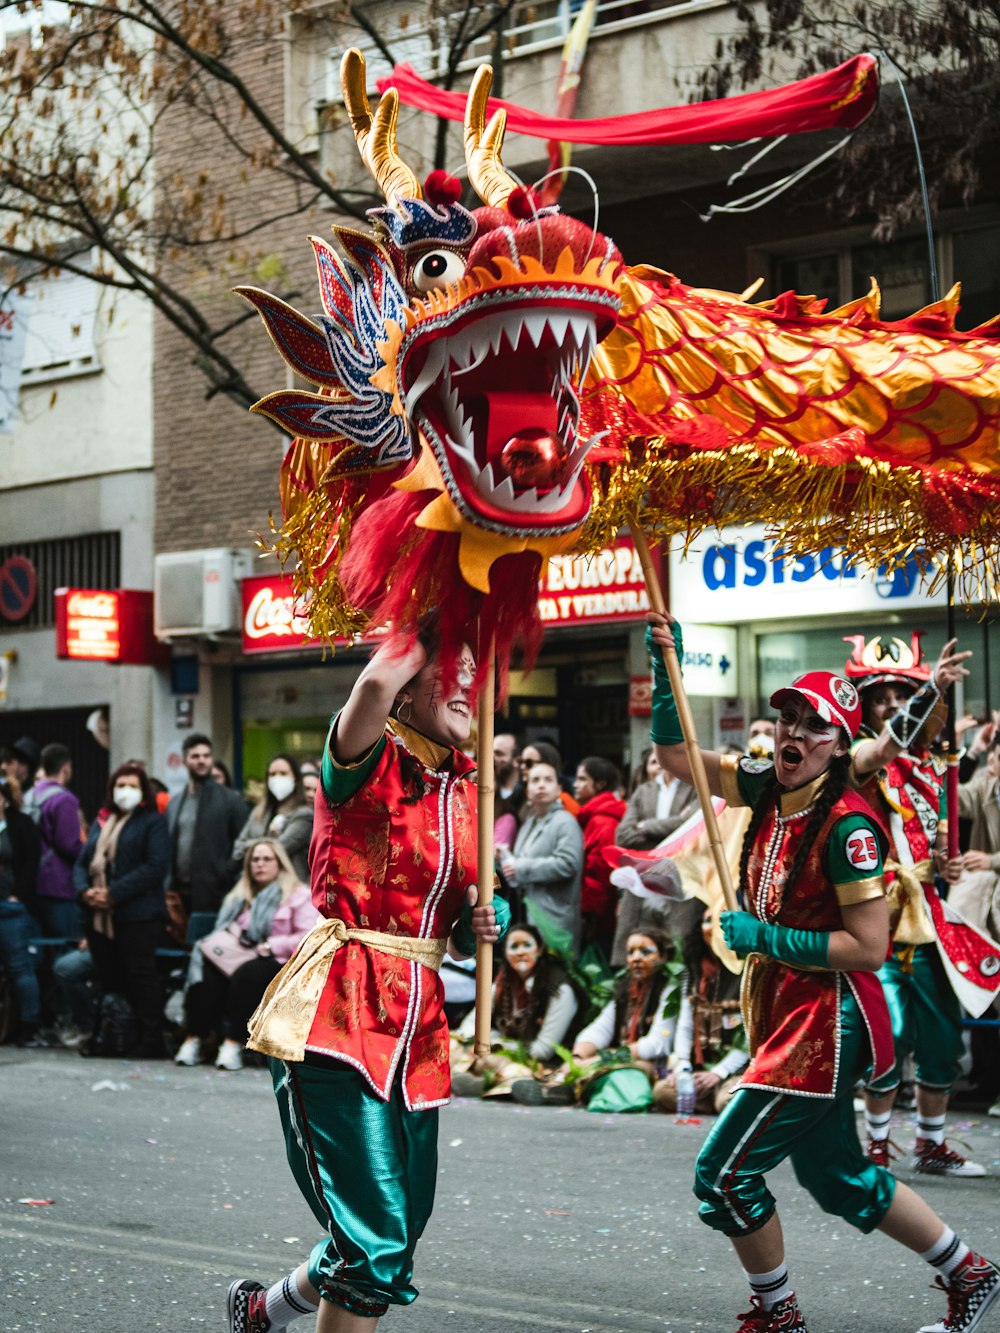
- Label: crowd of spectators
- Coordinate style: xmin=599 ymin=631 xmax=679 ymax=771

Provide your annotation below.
xmin=3 ymin=704 xmax=999 ymax=1119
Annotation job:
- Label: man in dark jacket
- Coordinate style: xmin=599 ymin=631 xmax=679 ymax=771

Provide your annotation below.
xmin=165 ymin=734 xmax=247 ymax=926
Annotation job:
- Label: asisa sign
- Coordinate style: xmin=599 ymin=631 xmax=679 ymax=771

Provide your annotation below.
xmin=669 ymin=525 xmax=945 ymax=624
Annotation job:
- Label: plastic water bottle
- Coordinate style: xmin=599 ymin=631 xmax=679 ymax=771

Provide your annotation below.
xmin=676 ymin=1068 xmax=696 ymax=1117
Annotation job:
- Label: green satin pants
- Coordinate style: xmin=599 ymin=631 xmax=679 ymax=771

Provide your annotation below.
xmin=866 ymin=944 xmax=964 ymax=1093
xmin=271 ymin=1057 xmax=439 ymax=1316
xmin=694 ymin=988 xmax=896 ymax=1236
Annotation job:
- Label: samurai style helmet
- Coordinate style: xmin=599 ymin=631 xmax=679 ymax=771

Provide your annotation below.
xmin=842 ymin=632 xmax=931 ymax=694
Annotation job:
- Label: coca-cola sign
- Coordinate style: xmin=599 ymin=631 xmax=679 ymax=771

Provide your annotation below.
xmin=241 ymin=575 xmax=319 ymax=654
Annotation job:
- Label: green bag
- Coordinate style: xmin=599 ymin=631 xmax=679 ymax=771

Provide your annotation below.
xmin=585 ymin=1066 xmax=652 ymax=1114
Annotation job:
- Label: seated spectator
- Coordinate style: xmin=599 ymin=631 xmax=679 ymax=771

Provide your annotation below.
xmin=75 ymin=763 xmax=171 ymax=1058
xmin=499 ymin=760 xmax=584 ymax=953
xmin=455 ymin=923 xmax=578 ymax=1073
xmin=0 ymin=776 xmax=42 ymax=1046
xmin=573 ymin=756 xmax=626 ymax=960
xmin=231 ymin=752 xmax=313 ymax=883
xmin=572 ymin=927 xmax=677 ymax=1077
xmin=52 ymin=941 xmax=97 ymax=1048
xmin=653 ymin=903 xmax=747 ymax=1114
xmin=612 ymin=750 xmax=698 ymax=965
xmin=175 ymin=838 xmax=316 ymax=1072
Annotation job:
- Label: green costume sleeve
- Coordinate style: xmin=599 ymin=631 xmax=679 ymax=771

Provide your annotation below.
xmin=734 ymin=758 xmax=777 ymax=809
xmin=645 ymin=620 xmax=685 ymax=747
xmin=450 ymin=893 xmax=512 ymax=958
xmin=824 ymin=812 xmax=887 ymax=907
xmin=720 ymin=910 xmax=830 ymax=969
xmin=321 ymin=711 xmax=386 ymax=805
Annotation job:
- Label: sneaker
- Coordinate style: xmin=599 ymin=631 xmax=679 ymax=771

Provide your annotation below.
xmin=174 ymin=1036 xmax=203 ymax=1067
xmin=227 ymin=1278 xmax=273 ymax=1332
xmin=988 ymin=1100 xmax=1000 ymax=1120
xmin=736 ymin=1292 xmax=808 ymax=1331
xmin=918 ymin=1254 xmax=1000 ymax=1332
xmin=56 ymin=1024 xmax=87 ymax=1049
xmin=913 ymin=1138 xmax=987 ymax=1178
xmin=216 ymin=1039 xmax=244 ymax=1071
xmin=866 ymin=1135 xmax=900 ymax=1170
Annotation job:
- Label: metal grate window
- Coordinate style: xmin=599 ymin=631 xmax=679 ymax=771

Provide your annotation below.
xmin=0 ymin=531 xmax=120 ymax=630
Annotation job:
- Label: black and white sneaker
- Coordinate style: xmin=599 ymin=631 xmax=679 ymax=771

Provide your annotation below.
xmin=227 ymin=1279 xmax=274 ymax=1333
xmin=918 ymin=1254 xmax=1000 ymax=1332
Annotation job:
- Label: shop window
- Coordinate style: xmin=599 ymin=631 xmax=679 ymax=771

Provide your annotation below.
xmin=0 ymin=531 xmax=119 ymax=631
xmin=774 ymin=252 xmax=840 ymax=307
xmin=850 ymin=237 xmax=929 ymax=319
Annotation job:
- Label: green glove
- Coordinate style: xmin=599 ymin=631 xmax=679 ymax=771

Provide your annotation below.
xmin=451 ymin=891 xmax=511 ymax=958
xmin=645 ymin=619 xmax=684 ymax=747
xmin=720 ymin=910 xmax=830 ymax=969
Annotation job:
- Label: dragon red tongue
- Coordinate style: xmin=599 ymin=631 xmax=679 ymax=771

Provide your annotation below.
xmin=484 ymin=391 xmax=564 ymax=490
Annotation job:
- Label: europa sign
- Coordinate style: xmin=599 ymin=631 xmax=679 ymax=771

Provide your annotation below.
xmin=539 ymin=539 xmax=651 ymax=627
xmin=54 ymin=588 xmax=164 ymax=664
xmin=241 ymin=575 xmax=320 ymax=654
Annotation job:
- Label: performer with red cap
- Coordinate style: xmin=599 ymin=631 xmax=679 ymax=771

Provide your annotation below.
xmin=845 ymin=632 xmax=990 ymax=1178
xmin=647 ymin=612 xmax=999 ymax=1333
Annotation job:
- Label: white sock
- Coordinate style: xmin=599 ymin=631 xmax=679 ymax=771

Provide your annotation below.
xmin=265 ymin=1269 xmax=319 ymax=1327
xmin=747 ymin=1264 xmax=792 ymax=1311
xmin=865 ymin=1108 xmax=892 ymax=1141
xmin=921 ymin=1227 xmax=972 ymax=1279
xmin=917 ymin=1112 xmax=946 ymax=1145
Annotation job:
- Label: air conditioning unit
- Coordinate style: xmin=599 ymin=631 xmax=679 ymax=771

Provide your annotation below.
xmin=154 ymin=548 xmax=255 ymax=637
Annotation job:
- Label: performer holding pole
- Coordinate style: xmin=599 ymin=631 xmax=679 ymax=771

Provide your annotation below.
xmin=227 ymin=629 xmax=509 ymax=1333
xmin=648 ymin=611 xmax=999 ymax=1333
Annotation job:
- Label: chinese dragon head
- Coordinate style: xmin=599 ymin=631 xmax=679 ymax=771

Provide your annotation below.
xmin=237 ymin=50 xmax=623 ymax=678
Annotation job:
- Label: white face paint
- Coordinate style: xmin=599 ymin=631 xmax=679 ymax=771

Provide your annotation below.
xmin=774 ymin=696 xmax=848 ymax=789
xmin=504 ymin=931 xmax=540 ymax=976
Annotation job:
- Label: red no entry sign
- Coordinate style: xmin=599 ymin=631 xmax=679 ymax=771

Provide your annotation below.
xmin=0 ymin=556 xmax=38 ymax=622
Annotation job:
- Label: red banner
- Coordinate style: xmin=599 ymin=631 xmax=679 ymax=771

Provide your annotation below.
xmin=377 ymin=54 xmax=877 ymax=148
xmin=538 ymin=537 xmax=651 ymax=627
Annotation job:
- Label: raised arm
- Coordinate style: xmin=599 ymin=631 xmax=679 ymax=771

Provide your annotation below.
xmin=334 ymin=636 xmax=427 ymax=762
xmin=852 ymin=638 xmax=971 ymax=778
xmin=647 ymin=613 xmax=726 ymax=798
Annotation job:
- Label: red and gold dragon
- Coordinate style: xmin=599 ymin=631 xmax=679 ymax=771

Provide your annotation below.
xmin=238 ymin=51 xmax=1000 ymax=675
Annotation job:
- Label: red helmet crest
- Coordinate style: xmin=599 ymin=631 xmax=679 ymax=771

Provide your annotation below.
xmin=842 ymin=632 xmax=930 ymax=692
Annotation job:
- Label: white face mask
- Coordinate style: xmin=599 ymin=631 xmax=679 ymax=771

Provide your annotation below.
xmin=114 ymin=786 xmax=143 ymax=812
xmin=267 ymin=774 xmax=296 ymax=803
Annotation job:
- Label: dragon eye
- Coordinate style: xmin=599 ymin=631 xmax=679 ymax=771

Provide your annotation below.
xmin=412 ymin=249 xmax=465 ymax=292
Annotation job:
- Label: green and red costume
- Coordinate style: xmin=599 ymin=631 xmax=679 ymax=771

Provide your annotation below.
xmin=248 ymin=716 xmax=507 ymax=1317
xmin=694 ymin=756 xmax=896 ymax=1236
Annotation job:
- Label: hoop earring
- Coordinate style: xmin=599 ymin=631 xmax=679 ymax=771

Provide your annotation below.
xmin=397 ymin=699 xmax=413 ymax=725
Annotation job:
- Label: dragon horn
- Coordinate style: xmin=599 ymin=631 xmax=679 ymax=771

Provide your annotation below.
xmin=340 ymin=48 xmax=422 ymax=207
xmin=464 ymin=65 xmax=518 ymax=209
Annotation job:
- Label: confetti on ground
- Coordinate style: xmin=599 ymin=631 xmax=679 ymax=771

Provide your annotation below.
xmin=283 ymin=1237 xmax=300 ymax=1244
xmin=145 ymin=1138 xmax=158 ymax=1145
xmin=449 ymin=1139 xmax=463 ymax=1147
xmin=223 ymin=1203 xmax=233 ymax=1210
xmin=544 ymin=1209 xmax=570 ymax=1216
xmin=17 ymin=1198 xmax=54 ymax=1206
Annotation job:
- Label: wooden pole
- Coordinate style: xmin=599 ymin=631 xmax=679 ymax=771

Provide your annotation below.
xmin=473 ymin=646 xmax=497 ymax=1057
xmin=629 ymin=525 xmax=739 ymax=913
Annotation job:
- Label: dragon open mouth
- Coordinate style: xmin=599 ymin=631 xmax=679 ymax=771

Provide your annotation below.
xmin=398 ymin=258 xmax=620 ymax=536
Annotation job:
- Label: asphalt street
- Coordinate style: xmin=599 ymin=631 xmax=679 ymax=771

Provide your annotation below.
xmin=3 ymin=1047 xmax=1000 ymax=1333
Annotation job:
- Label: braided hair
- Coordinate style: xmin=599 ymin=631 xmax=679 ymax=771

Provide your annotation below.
xmin=738 ymin=751 xmax=852 ymax=907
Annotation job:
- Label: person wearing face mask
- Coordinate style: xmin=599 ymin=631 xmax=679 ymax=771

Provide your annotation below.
xmin=73 ymin=763 xmax=171 ymax=1058
xmin=175 ymin=838 xmax=316 ymax=1072
xmin=500 ymin=760 xmax=584 ymax=955
xmin=648 ymin=611 xmax=999 ymax=1333
xmin=231 ymin=752 xmax=313 ymax=883
xmin=453 ymin=923 xmax=578 ymax=1093
xmin=226 ymin=628 xmax=508 ymax=1333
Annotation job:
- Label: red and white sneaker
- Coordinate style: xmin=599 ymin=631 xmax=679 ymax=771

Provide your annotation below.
xmin=913 ymin=1138 xmax=987 ymax=1178
xmin=227 ymin=1279 xmax=276 ymax=1333
xmin=865 ymin=1135 xmax=900 ymax=1170
xmin=736 ymin=1292 xmax=809 ymax=1331
xmin=918 ymin=1254 xmax=1000 ymax=1331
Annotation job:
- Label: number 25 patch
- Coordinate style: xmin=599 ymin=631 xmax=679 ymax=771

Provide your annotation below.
xmin=845 ymin=829 xmax=879 ymax=871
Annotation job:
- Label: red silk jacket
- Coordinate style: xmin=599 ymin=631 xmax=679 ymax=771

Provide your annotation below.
xmin=305 ymin=722 xmax=479 ymax=1110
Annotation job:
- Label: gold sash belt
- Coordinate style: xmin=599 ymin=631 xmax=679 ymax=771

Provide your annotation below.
xmin=246 ymin=918 xmax=448 ymax=1062
xmin=885 ymin=857 xmax=935 ymax=947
